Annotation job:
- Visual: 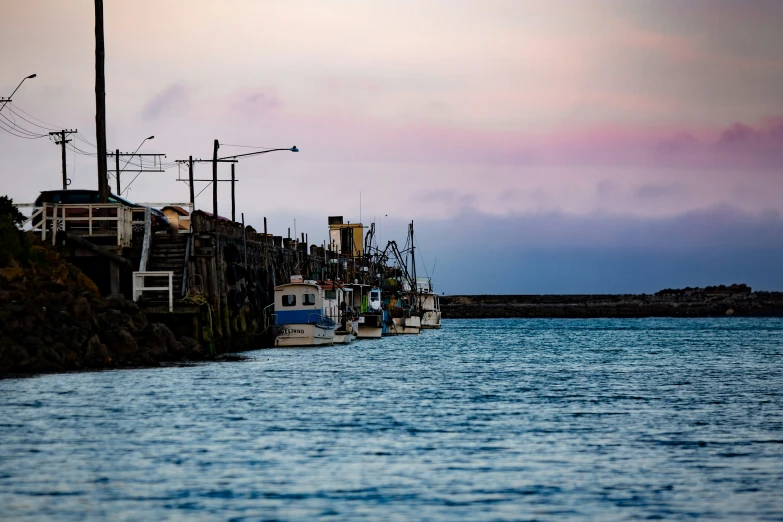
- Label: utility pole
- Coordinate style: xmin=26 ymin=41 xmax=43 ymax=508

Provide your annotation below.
xmin=188 ymin=156 xmax=194 ymax=208
xmin=212 ymin=140 xmax=219 ymax=221
xmin=115 ymin=148 xmax=120 ymax=194
xmin=95 ymin=0 xmax=109 ymax=203
xmin=231 ymin=163 xmax=236 ymax=223
xmin=49 ymin=129 xmax=77 ymax=190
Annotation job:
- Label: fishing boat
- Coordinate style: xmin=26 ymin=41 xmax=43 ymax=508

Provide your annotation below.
xmin=273 ymin=278 xmax=336 ymax=347
xmin=386 ymin=290 xmax=421 ymax=335
xmin=347 ymin=283 xmax=383 ymax=338
xmin=322 ymin=280 xmax=357 ymax=344
xmin=417 ymin=277 xmax=442 ymax=329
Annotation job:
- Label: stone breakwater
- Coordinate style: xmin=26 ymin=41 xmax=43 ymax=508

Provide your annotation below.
xmin=0 ymin=245 xmax=206 ymax=377
xmin=441 ymin=292 xmax=783 ymax=319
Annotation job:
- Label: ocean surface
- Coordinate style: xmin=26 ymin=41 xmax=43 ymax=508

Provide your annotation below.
xmin=1 ymin=318 xmax=783 ymax=521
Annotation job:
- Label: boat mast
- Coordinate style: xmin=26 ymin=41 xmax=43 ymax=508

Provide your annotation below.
xmin=410 ymin=221 xmax=419 ymax=312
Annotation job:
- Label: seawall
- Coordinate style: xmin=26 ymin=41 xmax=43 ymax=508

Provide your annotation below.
xmin=441 ymin=291 xmax=783 ymax=319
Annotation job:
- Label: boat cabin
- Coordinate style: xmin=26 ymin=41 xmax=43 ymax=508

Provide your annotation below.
xmin=274 ymin=282 xmax=326 ymax=325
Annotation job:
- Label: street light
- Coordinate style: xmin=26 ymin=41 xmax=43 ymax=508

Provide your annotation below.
xmin=0 ymin=73 xmax=37 ymax=113
xmin=218 ymin=145 xmax=299 ymax=160
xmin=214 ymin=144 xmax=299 ymax=223
xmin=117 ymin=135 xmax=155 ymax=195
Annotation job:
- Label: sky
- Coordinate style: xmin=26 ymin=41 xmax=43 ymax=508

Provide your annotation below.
xmin=1 ymin=0 xmax=782 ymax=294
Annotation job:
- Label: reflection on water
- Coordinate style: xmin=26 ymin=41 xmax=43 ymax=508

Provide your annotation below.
xmin=1 ymin=318 xmax=782 ymax=520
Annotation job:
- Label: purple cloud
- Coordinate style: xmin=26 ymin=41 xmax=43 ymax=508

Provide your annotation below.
xmin=142 ymin=83 xmax=190 ymax=122
xmin=228 ymin=89 xmax=282 ymax=118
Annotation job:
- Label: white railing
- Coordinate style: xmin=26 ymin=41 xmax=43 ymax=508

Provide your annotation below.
xmin=18 ymin=202 xmax=195 ymax=238
xmin=132 ymin=271 xmax=174 ymax=312
xmin=22 ymin=203 xmax=134 ymax=247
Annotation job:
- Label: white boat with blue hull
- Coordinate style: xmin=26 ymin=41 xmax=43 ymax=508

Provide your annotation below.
xmin=273 ymin=280 xmax=336 ymax=347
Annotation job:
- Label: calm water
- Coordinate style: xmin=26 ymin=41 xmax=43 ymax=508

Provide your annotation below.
xmin=1 ymin=318 xmax=783 ymax=521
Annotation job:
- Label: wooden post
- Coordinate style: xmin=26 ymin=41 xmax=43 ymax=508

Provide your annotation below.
xmin=242 ymin=212 xmax=247 ymax=267
xmin=212 ymin=140 xmax=219 ymax=222
xmin=95 ymin=0 xmax=108 ymax=204
xmin=188 ymin=155 xmax=194 ymax=207
xmin=115 ymin=148 xmax=120 ymax=194
xmin=60 ymin=131 xmax=67 ymax=190
xmin=231 ymin=163 xmax=236 ymax=223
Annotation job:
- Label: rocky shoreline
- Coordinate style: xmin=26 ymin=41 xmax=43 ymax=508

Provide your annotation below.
xmin=441 ymin=288 xmax=783 ymax=319
xmin=0 ymin=242 xmax=211 ymax=377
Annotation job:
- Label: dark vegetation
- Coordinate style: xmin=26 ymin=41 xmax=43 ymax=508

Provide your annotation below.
xmin=0 ymin=197 xmax=208 ymax=377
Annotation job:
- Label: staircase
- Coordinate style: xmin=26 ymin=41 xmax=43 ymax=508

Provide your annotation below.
xmin=146 ymin=233 xmax=189 ymax=299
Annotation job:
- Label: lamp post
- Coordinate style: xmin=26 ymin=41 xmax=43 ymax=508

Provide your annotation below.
xmin=216 ymin=145 xmax=298 ymax=223
xmin=117 ymin=135 xmax=154 ymax=195
xmin=0 ymin=74 xmax=37 ymax=113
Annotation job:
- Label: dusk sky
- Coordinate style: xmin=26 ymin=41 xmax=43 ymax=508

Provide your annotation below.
xmin=2 ymin=1 xmax=782 ymax=293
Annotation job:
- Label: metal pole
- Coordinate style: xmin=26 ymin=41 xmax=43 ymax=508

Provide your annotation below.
xmin=115 ymin=148 xmax=120 ymax=194
xmin=188 ymin=155 xmax=194 ymax=207
xmin=231 ymin=163 xmax=236 ymax=223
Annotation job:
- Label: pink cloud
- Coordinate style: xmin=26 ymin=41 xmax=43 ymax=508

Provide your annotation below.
xmin=275 ymin=107 xmax=783 ymax=170
xmin=227 ymin=88 xmax=282 ymax=118
xmin=142 ymin=83 xmax=191 ymax=122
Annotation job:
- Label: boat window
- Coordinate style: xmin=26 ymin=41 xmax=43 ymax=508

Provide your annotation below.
xmin=282 ymin=294 xmax=296 ymax=306
xmin=324 ymin=290 xmax=336 ymax=300
xmin=303 ymin=293 xmax=316 ymax=306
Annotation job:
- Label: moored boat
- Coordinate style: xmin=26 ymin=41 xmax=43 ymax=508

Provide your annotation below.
xmin=418 ymin=277 xmax=441 ymax=329
xmin=273 ymin=278 xmax=336 ymax=347
xmin=347 ymin=283 xmax=383 ymax=338
xmin=322 ymin=280 xmax=357 ymax=344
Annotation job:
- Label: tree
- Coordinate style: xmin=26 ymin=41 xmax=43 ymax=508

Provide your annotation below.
xmin=0 ymin=196 xmax=27 ymax=267
xmin=0 ymin=196 xmax=25 ymax=227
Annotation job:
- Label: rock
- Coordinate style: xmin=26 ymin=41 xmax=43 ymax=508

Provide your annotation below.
xmin=0 ymin=267 xmax=25 ymax=283
xmin=102 ymin=328 xmax=138 ymax=357
xmin=0 ymin=342 xmax=30 ymax=371
xmin=105 ymin=295 xmax=126 ymax=310
xmin=76 ymin=272 xmax=99 ymax=297
xmin=50 ymin=263 xmax=70 ymax=287
xmin=129 ymin=312 xmax=148 ymax=332
xmin=73 ymin=296 xmax=92 ymax=321
xmin=180 ymin=336 xmax=202 ymax=356
xmin=50 ymin=342 xmax=77 ymax=368
xmin=135 ymin=323 xmax=173 ymax=358
xmin=20 ymin=335 xmax=44 ymax=354
xmin=122 ymin=300 xmax=140 ymax=314
xmin=100 ymin=309 xmax=129 ymax=330
xmin=84 ymin=335 xmax=111 ymax=367
xmin=40 ymin=345 xmax=63 ymax=365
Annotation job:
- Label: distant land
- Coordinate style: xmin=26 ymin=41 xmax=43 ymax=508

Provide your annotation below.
xmin=441 ymin=285 xmax=783 ymax=319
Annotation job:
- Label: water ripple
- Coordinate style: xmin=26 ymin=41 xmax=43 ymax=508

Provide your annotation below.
xmin=1 ymin=317 xmax=782 ymax=520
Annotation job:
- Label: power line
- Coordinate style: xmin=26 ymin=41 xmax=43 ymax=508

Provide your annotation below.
xmin=0 ymin=112 xmax=47 ymax=138
xmin=74 ymin=133 xmax=97 ymax=148
xmin=6 ymin=104 xmax=63 ymax=130
xmin=6 ymin=105 xmax=60 ymax=131
xmin=0 ymin=117 xmax=47 ymax=139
